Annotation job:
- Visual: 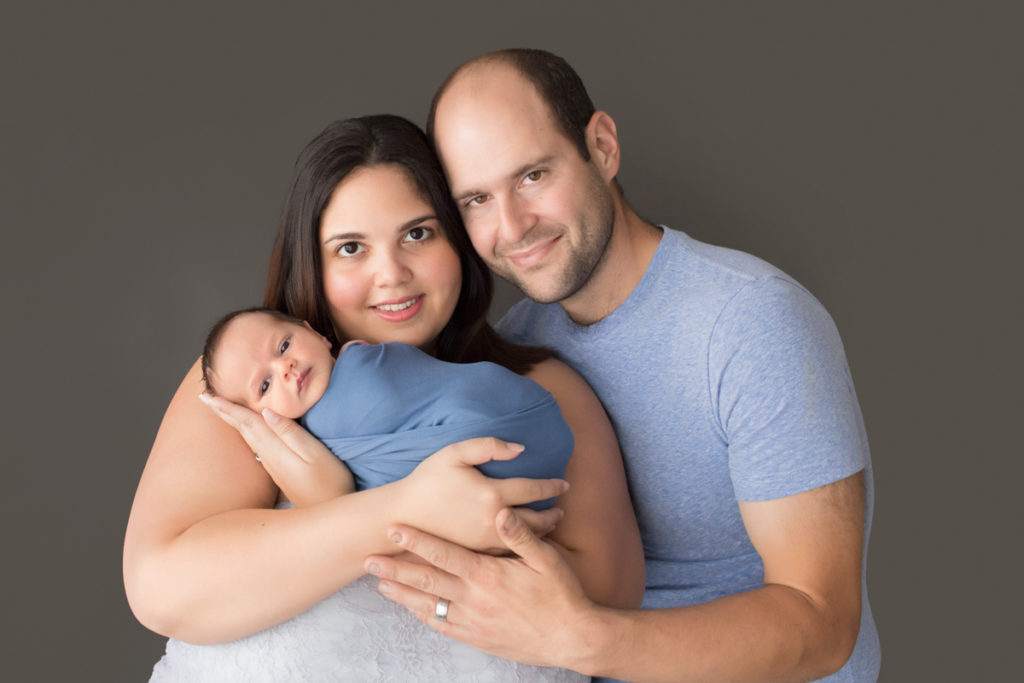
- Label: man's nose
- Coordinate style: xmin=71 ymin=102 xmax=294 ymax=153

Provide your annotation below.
xmin=496 ymin=196 xmax=537 ymax=245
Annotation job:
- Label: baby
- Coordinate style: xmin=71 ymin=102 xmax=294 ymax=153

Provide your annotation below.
xmin=201 ymin=307 xmax=573 ymax=508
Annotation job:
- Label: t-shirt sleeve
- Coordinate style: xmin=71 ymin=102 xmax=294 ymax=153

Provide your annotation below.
xmin=708 ymin=276 xmax=868 ymax=501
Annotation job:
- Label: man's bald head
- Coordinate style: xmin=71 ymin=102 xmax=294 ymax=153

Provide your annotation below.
xmin=427 ymin=48 xmax=596 ymax=162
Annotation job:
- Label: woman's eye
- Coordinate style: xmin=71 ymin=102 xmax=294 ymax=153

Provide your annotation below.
xmin=467 ymin=195 xmax=488 ymax=207
xmin=404 ymin=226 xmax=432 ymax=243
xmin=524 ymin=170 xmax=543 ymax=184
xmin=279 ymin=337 xmax=290 ymax=354
xmin=337 ymin=242 xmax=364 ymax=257
xmin=259 ymin=378 xmax=271 ymax=395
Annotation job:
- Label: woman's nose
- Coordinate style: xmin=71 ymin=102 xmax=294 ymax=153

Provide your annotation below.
xmin=373 ymin=251 xmax=413 ymax=287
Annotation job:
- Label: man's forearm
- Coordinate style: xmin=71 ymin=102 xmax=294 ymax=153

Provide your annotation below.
xmin=568 ymin=584 xmax=859 ymax=683
xmin=367 ymin=483 xmax=863 ymax=680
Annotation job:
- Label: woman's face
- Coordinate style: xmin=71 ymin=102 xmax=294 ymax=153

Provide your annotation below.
xmin=319 ymin=164 xmax=463 ymax=350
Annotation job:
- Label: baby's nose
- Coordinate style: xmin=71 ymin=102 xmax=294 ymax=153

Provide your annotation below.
xmin=273 ymin=356 xmax=294 ymax=377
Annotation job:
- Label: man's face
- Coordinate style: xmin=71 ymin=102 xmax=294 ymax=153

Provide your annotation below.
xmin=433 ymin=65 xmax=615 ymax=304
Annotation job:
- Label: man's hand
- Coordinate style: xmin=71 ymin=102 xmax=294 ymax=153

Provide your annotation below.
xmin=365 ymin=508 xmax=600 ymax=670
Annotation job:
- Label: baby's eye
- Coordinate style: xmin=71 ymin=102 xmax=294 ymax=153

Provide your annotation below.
xmin=279 ymin=337 xmax=291 ymax=354
xmin=404 ymin=226 xmax=432 ymax=243
xmin=259 ymin=378 xmax=271 ymax=395
xmin=337 ymin=242 xmax=364 ymax=257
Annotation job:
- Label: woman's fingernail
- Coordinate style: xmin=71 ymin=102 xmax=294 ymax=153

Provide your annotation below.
xmin=506 ymin=442 xmax=525 ymax=453
xmin=366 ymin=562 xmax=380 ymax=576
xmin=378 ymin=580 xmax=392 ymax=595
xmin=561 ymin=480 xmax=570 ymax=492
xmin=262 ymin=408 xmax=280 ymax=425
xmin=198 ymin=393 xmax=211 ymax=404
xmin=503 ymin=512 xmax=518 ymax=531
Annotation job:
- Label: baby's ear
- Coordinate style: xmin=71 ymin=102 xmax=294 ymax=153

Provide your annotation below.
xmin=304 ymin=320 xmax=331 ymax=346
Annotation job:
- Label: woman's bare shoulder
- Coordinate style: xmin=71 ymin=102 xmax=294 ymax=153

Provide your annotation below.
xmin=525 ymin=358 xmax=600 ymax=406
xmin=127 ymin=358 xmax=277 ymax=541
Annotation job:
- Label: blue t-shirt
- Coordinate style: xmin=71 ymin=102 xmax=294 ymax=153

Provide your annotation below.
xmin=301 ymin=342 xmax=573 ymax=510
xmin=498 ymin=227 xmax=880 ymax=682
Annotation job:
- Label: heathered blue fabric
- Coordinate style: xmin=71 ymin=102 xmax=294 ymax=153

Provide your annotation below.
xmin=497 ymin=228 xmax=879 ymax=681
xmin=301 ymin=342 xmax=573 ymax=511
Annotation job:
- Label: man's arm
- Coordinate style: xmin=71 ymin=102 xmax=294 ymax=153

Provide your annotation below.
xmin=367 ymin=470 xmax=865 ymax=682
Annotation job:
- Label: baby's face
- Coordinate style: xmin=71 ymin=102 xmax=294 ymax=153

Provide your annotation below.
xmin=211 ymin=313 xmax=334 ymax=419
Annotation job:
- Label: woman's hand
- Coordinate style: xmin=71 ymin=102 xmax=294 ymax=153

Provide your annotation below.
xmin=393 ymin=437 xmax=569 ymax=552
xmin=200 ymin=393 xmax=354 ymax=506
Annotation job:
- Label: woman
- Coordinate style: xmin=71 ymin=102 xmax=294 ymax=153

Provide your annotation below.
xmin=125 ymin=115 xmax=643 ymax=680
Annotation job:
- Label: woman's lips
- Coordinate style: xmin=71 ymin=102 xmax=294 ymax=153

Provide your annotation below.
xmin=371 ymin=295 xmax=423 ymax=322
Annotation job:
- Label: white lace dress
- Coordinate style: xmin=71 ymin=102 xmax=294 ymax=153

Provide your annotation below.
xmin=149 ymin=573 xmax=587 ymax=682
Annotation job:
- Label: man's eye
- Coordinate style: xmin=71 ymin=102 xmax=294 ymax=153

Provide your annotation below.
xmin=279 ymin=338 xmax=290 ymax=354
xmin=260 ymin=378 xmax=271 ymax=395
xmin=337 ymin=242 xmax=364 ymax=256
xmin=524 ymin=170 xmax=543 ymax=183
xmin=405 ymin=226 xmax=432 ymax=242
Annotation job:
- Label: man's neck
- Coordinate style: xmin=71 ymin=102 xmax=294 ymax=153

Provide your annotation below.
xmin=560 ymin=206 xmax=662 ymax=326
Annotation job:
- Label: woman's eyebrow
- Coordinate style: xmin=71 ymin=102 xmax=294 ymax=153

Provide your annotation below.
xmin=322 ymin=231 xmax=364 ymax=245
xmin=396 ymin=215 xmax=436 ymax=232
xmin=323 ymin=215 xmax=437 ymax=244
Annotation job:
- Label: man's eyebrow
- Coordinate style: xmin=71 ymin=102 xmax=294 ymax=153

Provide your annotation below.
xmin=452 ymin=156 xmax=556 ymax=202
xmin=453 ymin=187 xmax=486 ymax=203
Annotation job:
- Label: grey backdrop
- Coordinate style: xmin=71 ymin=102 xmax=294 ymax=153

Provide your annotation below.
xmin=2 ymin=1 xmax=1020 ymax=680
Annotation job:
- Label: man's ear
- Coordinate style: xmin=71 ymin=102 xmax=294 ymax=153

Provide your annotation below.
xmin=585 ymin=110 xmax=621 ymax=182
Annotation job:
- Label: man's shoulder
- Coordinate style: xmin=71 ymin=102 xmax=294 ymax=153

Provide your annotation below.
xmin=658 ymin=227 xmax=790 ymax=287
xmin=495 ymin=228 xmax=824 ymax=345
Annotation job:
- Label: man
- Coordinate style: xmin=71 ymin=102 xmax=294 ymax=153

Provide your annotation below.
xmin=366 ymin=49 xmax=880 ymax=682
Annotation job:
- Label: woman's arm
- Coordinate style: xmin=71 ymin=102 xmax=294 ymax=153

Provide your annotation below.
xmin=199 ymin=394 xmax=355 ymax=507
xmin=123 ymin=359 xmax=567 ymax=644
xmin=526 ymin=359 xmax=645 ymax=608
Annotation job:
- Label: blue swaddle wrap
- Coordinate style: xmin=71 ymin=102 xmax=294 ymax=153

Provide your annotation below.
xmin=301 ymin=342 xmax=573 ymax=510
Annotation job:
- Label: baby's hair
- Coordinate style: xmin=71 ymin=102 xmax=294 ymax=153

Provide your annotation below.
xmin=201 ymin=307 xmax=305 ymax=396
